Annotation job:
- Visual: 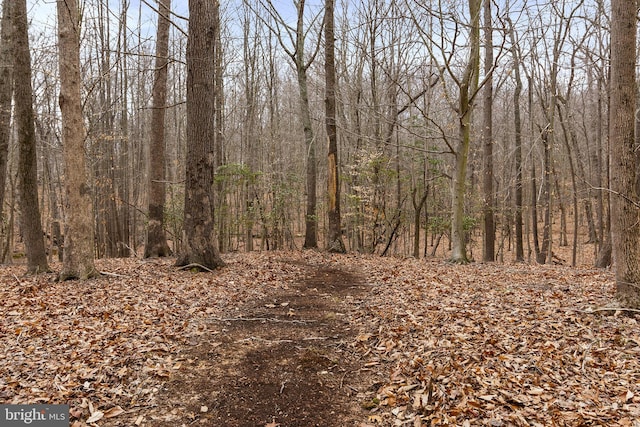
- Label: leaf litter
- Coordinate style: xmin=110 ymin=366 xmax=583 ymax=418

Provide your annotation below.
xmin=0 ymin=251 xmax=638 ymax=426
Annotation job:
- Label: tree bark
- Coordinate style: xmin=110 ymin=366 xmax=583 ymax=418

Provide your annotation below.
xmin=14 ymin=0 xmax=49 ymax=274
xmin=413 ymin=188 xmax=428 ymax=258
xmin=450 ymin=0 xmax=481 ymax=263
xmin=0 ymin=0 xmax=13 ymax=217
xmin=325 ymin=0 xmax=345 ymax=253
xmin=57 ymin=0 xmax=99 ymax=280
xmin=144 ymin=0 xmax=172 ymax=258
xmin=506 ymin=18 xmax=524 ymax=262
xmin=296 ymin=2 xmax=318 ymax=250
xmin=609 ymin=0 xmax=640 ymax=308
xmin=481 ymin=0 xmax=495 ymax=262
xmin=176 ymin=0 xmax=225 ymax=270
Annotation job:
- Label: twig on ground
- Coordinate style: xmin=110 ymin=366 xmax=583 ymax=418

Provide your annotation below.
xmin=99 ymin=271 xmax=128 ymax=278
xmin=578 ymin=307 xmax=640 ymax=314
xmin=209 ymin=316 xmax=315 ymax=324
xmin=177 ymin=263 xmax=216 ymax=273
xmin=236 ymin=336 xmax=294 ymax=344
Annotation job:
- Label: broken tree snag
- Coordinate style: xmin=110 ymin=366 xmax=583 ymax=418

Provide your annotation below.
xmin=325 ymin=0 xmax=345 ymax=254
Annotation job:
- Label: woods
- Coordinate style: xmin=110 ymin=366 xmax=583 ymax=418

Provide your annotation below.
xmin=3 ymin=1 xmax=640 ymax=424
xmin=0 ymin=0 xmax=638 ymax=304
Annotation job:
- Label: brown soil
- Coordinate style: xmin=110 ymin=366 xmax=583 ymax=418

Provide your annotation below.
xmin=145 ymin=260 xmax=372 ymax=427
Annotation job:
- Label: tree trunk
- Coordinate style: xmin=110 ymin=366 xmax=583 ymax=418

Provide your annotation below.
xmin=413 ymin=188 xmax=428 ymax=258
xmin=14 ymin=0 xmax=49 ymax=274
xmin=595 ymin=74 xmax=608 ymax=262
xmin=450 ymin=0 xmax=481 ymax=263
xmin=609 ymin=0 xmax=640 ymax=308
xmin=325 ymin=0 xmax=345 ymax=253
xmin=507 ymin=18 xmax=524 ymax=262
xmin=241 ymin=4 xmax=258 ymax=253
xmin=144 ymin=0 xmax=172 ymax=258
xmin=538 ymin=127 xmax=552 ymax=264
xmin=0 ymin=0 xmax=13 ymax=217
xmin=481 ymin=0 xmax=494 ymax=262
xmin=298 ymin=42 xmax=317 ymax=247
xmin=57 ymin=0 xmax=99 ymax=279
xmin=176 ymin=0 xmax=225 ymax=270
xmin=531 ymin=159 xmax=541 ymax=261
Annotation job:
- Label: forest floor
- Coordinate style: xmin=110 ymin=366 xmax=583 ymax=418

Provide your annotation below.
xmin=1 ymin=250 xmax=640 ymax=426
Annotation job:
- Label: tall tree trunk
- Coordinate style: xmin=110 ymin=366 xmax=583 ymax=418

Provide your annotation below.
xmin=450 ymin=0 xmax=481 ymax=263
xmin=481 ymin=0 xmax=494 ymax=262
xmin=14 ymin=0 xmax=49 ymax=273
xmin=325 ymin=0 xmax=345 ymax=253
xmin=595 ymin=73 xmax=609 ymax=264
xmin=117 ymin=0 xmax=132 ymax=257
xmin=213 ymin=2 xmax=226 ymax=253
xmin=556 ymin=108 xmax=578 ymax=266
xmin=528 ymin=77 xmax=541 ymax=262
xmin=609 ymin=0 xmax=640 ymax=308
xmin=297 ymin=11 xmax=318 ymax=249
xmin=242 ymin=3 xmax=258 ymax=253
xmin=507 ymin=18 xmax=524 ymax=262
xmin=57 ymin=0 xmax=99 ymax=279
xmin=258 ymin=1 xmax=321 ymax=249
xmin=144 ymin=0 xmax=172 ymax=258
xmin=538 ymin=128 xmax=552 ymax=264
xmin=176 ymin=0 xmax=225 ymax=270
xmin=0 ymin=0 xmax=13 ymax=217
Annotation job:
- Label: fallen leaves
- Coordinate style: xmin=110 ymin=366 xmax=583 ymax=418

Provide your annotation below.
xmin=2 ymin=251 xmax=639 ymax=426
xmin=346 ymin=258 xmax=640 ymax=426
xmin=0 ymin=253 xmax=306 ymax=425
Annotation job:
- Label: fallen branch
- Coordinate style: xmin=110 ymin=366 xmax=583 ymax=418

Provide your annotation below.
xmin=578 ymin=307 xmax=640 ymax=314
xmin=209 ymin=316 xmax=315 ymax=324
xmin=236 ymin=337 xmax=294 ymax=344
xmin=99 ymin=271 xmax=128 ymax=278
xmin=177 ymin=263 xmax=216 ymax=273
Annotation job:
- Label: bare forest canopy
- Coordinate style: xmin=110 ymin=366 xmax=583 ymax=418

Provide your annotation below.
xmin=0 ymin=0 xmax=621 ymax=267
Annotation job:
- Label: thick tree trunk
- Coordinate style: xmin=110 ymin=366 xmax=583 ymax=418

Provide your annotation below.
xmin=450 ymin=117 xmax=471 ymax=263
xmin=57 ymin=0 xmax=98 ymax=279
xmin=14 ymin=0 xmax=49 ymax=274
xmin=610 ymin=0 xmax=640 ymax=308
xmin=145 ymin=0 xmax=172 ymax=258
xmin=325 ymin=0 xmax=345 ymax=253
xmin=176 ymin=0 xmax=225 ymax=270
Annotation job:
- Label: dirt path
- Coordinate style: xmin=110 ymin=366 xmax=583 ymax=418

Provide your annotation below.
xmin=149 ymin=260 xmax=372 ymax=426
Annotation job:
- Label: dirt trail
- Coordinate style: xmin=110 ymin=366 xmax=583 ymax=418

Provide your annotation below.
xmin=150 ymin=260 xmax=371 ymax=427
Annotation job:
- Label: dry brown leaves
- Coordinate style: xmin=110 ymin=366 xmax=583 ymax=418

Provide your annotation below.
xmin=1 ymin=251 xmax=639 ymax=427
xmin=0 ymin=253 xmax=307 ymax=426
xmin=344 ymin=257 xmax=640 ymax=427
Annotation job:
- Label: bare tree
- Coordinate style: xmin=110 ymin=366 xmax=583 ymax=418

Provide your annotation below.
xmin=14 ymin=0 xmax=49 ymax=273
xmin=0 ymin=0 xmax=13 ymax=219
xmin=144 ymin=0 xmax=172 ymax=258
xmin=481 ymin=0 xmax=495 ymax=262
xmin=175 ymin=0 xmax=225 ymax=270
xmin=255 ymin=0 xmax=324 ymax=249
xmin=57 ymin=0 xmax=99 ymax=279
xmin=609 ymin=0 xmax=640 ymax=308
